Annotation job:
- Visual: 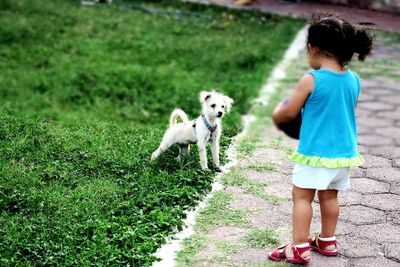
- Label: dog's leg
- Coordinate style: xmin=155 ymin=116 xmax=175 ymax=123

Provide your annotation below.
xmin=211 ymin=136 xmax=221 ymax=172
xmin=176 ymin=144 xmax=188 ymax=161
xmin=151 ymin=138 xmax=174 ymax=160
xmin=180 ymin=144 xmax=189 ymax=157
xmin=197 ymin=140 xmax=208 ymax=170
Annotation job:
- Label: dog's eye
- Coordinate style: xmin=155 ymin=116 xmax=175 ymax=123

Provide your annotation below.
xmin=211 ymin=104 xmax=216 ymax=108
xmin=222 ymin=105 xmax=225 ymax=108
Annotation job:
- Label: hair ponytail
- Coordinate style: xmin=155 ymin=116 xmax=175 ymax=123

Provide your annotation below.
xmin=353 ymin=28 xmax=374 ymax=61
xmin=308 ymin=14 xmax=374 ymax=66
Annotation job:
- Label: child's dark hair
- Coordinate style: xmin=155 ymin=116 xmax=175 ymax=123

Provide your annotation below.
xmin=307 ymin=14 xmax=374 ymax=66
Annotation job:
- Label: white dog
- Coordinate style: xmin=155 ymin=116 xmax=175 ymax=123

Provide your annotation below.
xmin=151 ymin=91 xmax=234 ymax=171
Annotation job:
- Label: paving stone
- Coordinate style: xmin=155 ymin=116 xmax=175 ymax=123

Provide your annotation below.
xmin=391 ymin=184 xmax=400 ymax=195
xmin=231 ymin=248 xmax=269 ymax=264
xmin=311 ymin=202 xmax=321 ymax=217
xmin=386 ymin=243 xmax=400 ymax=262
xmin=229 ymin=193 xmax=271 ymax=210
xmin=276 ymin=230 xmax=292 ymax=245
xmin=362 ymin=155 xmax=393 ymax=168
xmin=243 ymin=169 xmax=290 ymax=183
xmin=350 ymin=167 xmax=366 ymax=178
xmin=394 ymin=158 xmax=400 ymax=168
xmin=360 ymin=102 xmax=395 ymax=111
xmin=377 ymin=111 xmax=400 ymax=121
xmin=206 ymin=226 xmax=247 ymax=241
xmin=252 ymin=148 xmax=285 ymax=161
xmin=193 ymin=261 xmax=224 ymax=267
xmin=339 ymin=191 xmax=362 ymax=206
xmin=388 ymin=211 xmax=400 ymax=225
xmin=383 ymin=82 xmax=400 ymax=91
xmin=225 ymin=186 xmax=244 ymax=194
xmin=358 ymin=93 xmax=376 ymax=102
xmin=335 ymin=221 xmax=358 ymax=236
xmin=379 ymin=95 xmax=400 ymax=105
xmin=366 ymin=167 xmax=400 ymax=183
xmin=356 ymin=107 xmax=373 ymax=116
xmin=358 ymin=117 xmax=394 ymax=128
xmin=352 ymin=256 xmax=400 ymax=267
xmin=275 ymin=201 xmax=292 ymax=215
xmin=361 ymin=88 xmax=396 ymax=96
xmin=310 ymin=253 xmax=350 ymax=267
xmin=197 ymin=243 xmax=216 ymax=257
xmin=264 ymin=183 xmax=292 ymax=199
xmin=356 ymin=223 xmax=400 ymax=243
xmin=380 ymin=82 xmax=400 ymax=92
xmin=250 ymin=210 xmax=291 ymax=228
xmin=340 ymin=205 xmax=386 ymax=225
xmin=242 ymin=169 xmax=273 ymax=182
xmin=339 ymin=236 xmax=383 ymax=257
xmin=357 ymin=145 xmax=369 ymax=154
xmin=369 ymin=146 xmax=400 ymax=158
xmin=375 ymin=127 xmax=400 ymax=140
xmin=357 ymin=126 xmax=373 ymax=135
xmin=358 ymin=135 xmax=393 ymax=146
xmin=273 ymin=160 xmax=294 ymax=175
xmin=280 ymin=142 xmax=298 ymax=152
xmin=310 ymin=219 xmax=357 ymax=237
xmin=350 ymin=178 xmax=390 ymax=194
xmin=360 ymin=79 xmax=381 ymax=89
xmin=361 ymin=194 xmax=400 ymax=211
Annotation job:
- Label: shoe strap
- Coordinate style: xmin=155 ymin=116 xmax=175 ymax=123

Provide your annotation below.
xmin=291 ymin=244 xmax=310 ymax=262
xmin=317 ymin=237 xmax=337 ymax=248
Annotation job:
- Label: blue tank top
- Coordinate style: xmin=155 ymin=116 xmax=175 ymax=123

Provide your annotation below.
xmin=293 ymin=69 xmax=363 ymax=167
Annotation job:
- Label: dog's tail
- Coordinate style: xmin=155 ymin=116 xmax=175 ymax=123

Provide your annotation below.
xmin=169 ymin=108 xmax=189 ymax=127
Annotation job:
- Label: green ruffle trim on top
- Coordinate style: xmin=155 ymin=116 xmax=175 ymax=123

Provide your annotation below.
xmin=290 ymin=152 xmax=364 ymax=168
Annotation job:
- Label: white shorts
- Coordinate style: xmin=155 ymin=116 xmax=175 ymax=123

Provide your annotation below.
xmin=292 ymin=164 xmax=350 ymax=190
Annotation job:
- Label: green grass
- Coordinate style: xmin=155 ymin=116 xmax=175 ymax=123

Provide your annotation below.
xmin=236 ymin=136 xmax=260 ymax=158
xmin=194 ymin=191 xmax=250 ymax=232
xmin=222 ymin=170 xmax=283 ymax=204
xmin=249 ymin=161 xmax=277 ymax=172
xmin=243 ymin=228 xmax=280 ymax=248
xmin=0 ymin=0 xmax=304 ymax=265
xmin=175 ymin=235 xmax=209 ymax=266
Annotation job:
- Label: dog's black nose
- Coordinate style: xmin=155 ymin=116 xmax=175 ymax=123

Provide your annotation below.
xmin=217 ymin=112 xmax=223 ymax=117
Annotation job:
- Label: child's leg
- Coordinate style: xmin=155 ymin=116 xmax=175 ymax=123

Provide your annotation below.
xmin=318 ymin=189 xmax=339 ymax=251
xmin=293 ymin=186 xmax=316 ymax=243
xmin=285 ymin=185 xmax=316 ymax=257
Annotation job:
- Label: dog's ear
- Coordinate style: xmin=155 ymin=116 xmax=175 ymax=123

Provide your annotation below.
xmin=200 ymin=91 xmax=212 ymax=103
xmin=224 ymin=96 xmax=234 ymax=113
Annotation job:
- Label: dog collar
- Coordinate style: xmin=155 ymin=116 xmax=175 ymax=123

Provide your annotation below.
xmin=201 ymin=114 xmax=217 ymax=132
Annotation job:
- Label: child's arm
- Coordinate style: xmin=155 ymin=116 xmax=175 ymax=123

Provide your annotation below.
xmin=272 ymin=74 xmax=314 ymax=126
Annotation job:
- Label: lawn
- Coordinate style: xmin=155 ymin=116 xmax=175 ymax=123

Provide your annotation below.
xmin=0 ymin=0 xmax=304 ymax=265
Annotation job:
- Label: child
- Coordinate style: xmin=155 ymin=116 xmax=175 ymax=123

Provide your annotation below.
xmin=268 ymin=14 xmax=373 ymax=265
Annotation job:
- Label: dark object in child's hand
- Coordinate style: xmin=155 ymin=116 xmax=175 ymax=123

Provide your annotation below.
xmin=277 ymin=99 xmax=302 ymax=139
xmin=278 ymin=112 xmax=301 ymax=139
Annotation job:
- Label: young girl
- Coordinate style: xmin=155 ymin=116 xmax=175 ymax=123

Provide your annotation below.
xmin=268 ymin=14 xmax=373 ymax=265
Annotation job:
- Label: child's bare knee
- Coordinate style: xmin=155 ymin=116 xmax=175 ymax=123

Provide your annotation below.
xmin=318 ymin=190 xmax=338 ymax=202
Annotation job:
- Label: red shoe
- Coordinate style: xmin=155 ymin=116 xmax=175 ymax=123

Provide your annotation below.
xmin=308 ymin=236 xmax=338 ymax=256
xmin=268 ymin=243 xmax=310 ymax=265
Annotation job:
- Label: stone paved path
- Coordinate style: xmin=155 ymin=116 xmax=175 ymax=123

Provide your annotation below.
xmin=176 ymin=20 xmax=400 ymax=267
xmin=189 ymin=0 xmax=400 ymax=33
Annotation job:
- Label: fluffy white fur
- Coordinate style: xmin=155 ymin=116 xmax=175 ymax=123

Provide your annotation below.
xmin=151 ymin=91 xmax=234 ymax=171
